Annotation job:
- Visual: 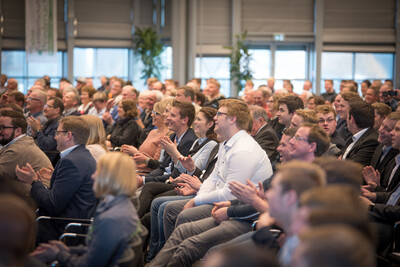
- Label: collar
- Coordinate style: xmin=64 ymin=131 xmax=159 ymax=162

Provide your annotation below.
xmin=208 ymin=93 xmax=224 ymax=101
xmin=383 ymin=145 xmax=392 ymax=154
xmin=255 ymin=123 xmax=267 ymax=136
xmin=60 ymin=144 xmax=79 ymax=158
xmin=352 ymin=128 xmax=369 ymax=142
xmin=63 ymin=107 xmax=77 ymax=116
xmin=175 ymin=129 xmax=189 ymax=144
xmin=2 ymin=134 xmax=26 ymax=149
xmin=26 ymin=110 xmax=44 ymax=118
xmin=96 ymin=194 xmax=127 ymax=213
xmin=395 ymin=154 xmax=400 ymax=166
xmin=197 ymin=137 xmax=208 ymax=145
xmin=224 ymin=130 xmax=246 ymax=149
xmin=46 ymin=116 xmax=61 ymax=125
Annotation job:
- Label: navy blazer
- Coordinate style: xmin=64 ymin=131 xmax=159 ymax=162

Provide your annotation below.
xmin=145 ymin=128 xmax=197 ymax=183
xmin=31 ymin=145 xmax=97 ymax=243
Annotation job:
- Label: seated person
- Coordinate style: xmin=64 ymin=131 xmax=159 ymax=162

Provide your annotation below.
xmin=29 ymin=97 xmax=64 ymax=165
xmin=122 ymin=99 xmax=173 ymax=173
xmin=138 ymin=107 xmax=218 ymax=216
xmin=148 ymin=100 xmax=273 ymax=267
xmin=0 ymin=110 xmax=52 ymax=193
xmin=106 ymin=99 xmax=141 ymax=149
xmin=16 ymin=116 xmax=97 ymax=243
xmin=78 ymin=86 xmax=96 ymax=115
xmin=81 ymin=115 xmax=109 ymax=162
xmin=292 ymin=226 xmax=375 ymax=267
xmin=87 ymin=92 xmax=107 ymax=119
xmin=136 ymin=100 xmax=197 ymax=187
xmin=31 ymin=152 xmax=140 ymax=267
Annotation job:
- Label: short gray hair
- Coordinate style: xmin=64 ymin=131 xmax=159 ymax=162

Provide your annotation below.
xmin=250 ymin=105 xmax=269 ymax=121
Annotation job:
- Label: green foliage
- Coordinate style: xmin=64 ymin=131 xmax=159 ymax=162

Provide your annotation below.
xmin=134 ymin=27 xmax=164 ymax=83
xmin=224 ymin=31 xmax=253 ymax=94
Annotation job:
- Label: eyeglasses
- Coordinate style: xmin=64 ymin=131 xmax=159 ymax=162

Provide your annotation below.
xmin=293 ymin=135 xmax=310 ymax=143
xmin=318 ymin=118 xmax=335 ymax=124
xmin=0 ymin=126 xmax=15 ymax=131
xmin=151 ymin=110 xmax=161 ymax=116
xmin=44 ymin=104 xmax=54 ymax=108
xmin=55 ymin=130 xmax=68 ymax=136
xmin=27 ymin=97 xmax=42 ymax=102
xmin=216 ymin=111 xmax=229 ymax=117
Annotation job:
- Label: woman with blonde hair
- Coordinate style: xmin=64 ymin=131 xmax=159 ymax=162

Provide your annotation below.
xmin=122 ymin=98 xmax=173 ymax=173
xmin=81 ymin=115 xmax=108 ymax=161
xmin=31 ymin=152 xmax=140 ymax=267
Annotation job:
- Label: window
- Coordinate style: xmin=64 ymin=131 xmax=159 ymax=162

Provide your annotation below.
xmin=249 ymin=48 xmax=271 ymax=90
xmin=73 ymin=48 xmax=129 ymax=89
xmin=2 ymin=50 xmax=64 ymax=93
xmin=274 ymin=46 xmax=307 ymax=95
xmin=195 ymin=56 xmax=231 ymax=97
xmin=354 ymin=53 xmax=393 ymax=80
xmin=131 ymin=46 xmax=173 ymax=91
xmin=321 ymin=52 xmax=394 ymax=93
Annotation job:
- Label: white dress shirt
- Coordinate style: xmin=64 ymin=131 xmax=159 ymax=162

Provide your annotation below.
xmin=194 ymin=130 xmax=273 ymax=205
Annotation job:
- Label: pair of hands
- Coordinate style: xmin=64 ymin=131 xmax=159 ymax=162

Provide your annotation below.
xmin=181 ymin=198 xmax=231 ymax=224
xmin=121 ymin=145 xmax=148 ymax=164
xmin=362 ymin=166 xmax=380 ymax=191
xmin=15 ymin=163 xmax=53 ymax=186
xmin=102 ymin=111 xmax=114 ymax=125
xmin=121 ymin=145 xmax=139 ymax=157
xmin=360 ymin=165 xmax=379 ymax=205
xmin=30 ymin=240 xmax=69 ymax=262
xmin=229 ymin=179 xmax=269 ymax=213
xmin=172 ymin=173 xmax=202 ymax=196
xmin=160 ymin=136 xmax=181 ymax=161
xmin=27 ymin=116 xmax=42 ymax=136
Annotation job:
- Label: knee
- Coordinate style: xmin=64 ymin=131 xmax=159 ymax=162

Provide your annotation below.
xmin=176 ymin=211 xmax=191 ymax=227
xmin=151 ymin=198 xmax=163 ymax=212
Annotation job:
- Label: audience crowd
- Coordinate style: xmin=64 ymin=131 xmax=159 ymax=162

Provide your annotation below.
xmin=2 ymin=74 xmax=400 ymax=266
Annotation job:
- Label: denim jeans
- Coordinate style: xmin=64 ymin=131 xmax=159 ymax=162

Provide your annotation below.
xmin=147 ymin=195 xmax=193 ymax=262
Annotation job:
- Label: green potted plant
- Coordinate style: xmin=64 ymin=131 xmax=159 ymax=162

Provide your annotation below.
xmin=134 ymin=27 xmax=164 ymax=83
xmin=224 ymin=31 xmax=253 ymax=94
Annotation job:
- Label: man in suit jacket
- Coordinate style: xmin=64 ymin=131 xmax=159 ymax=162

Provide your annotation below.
xmin=29 ymin=97 xmax=64 ymax=166
xmin=249 ymin=105 xmax=279 ymax=162
xmin=138 ymin=100 xmax=197 ymax=186
xmin=362 ymin=179 xmax=400 ymax=255
xmin=363 ymin=112 xmax=400 ymax=188
xmin=340 ymin=102 xmax=379 ymax=166
xmin=16 ymin=116 xmax=97 ymax=243
xmin=364 ymin=117 xmax=400 ymax=193
xmin=335 ymin=92 xmax=363 ymax=141
xmin=0 ymin=110 xmax=52 ymax=193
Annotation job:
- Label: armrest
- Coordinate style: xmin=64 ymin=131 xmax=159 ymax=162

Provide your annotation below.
xmin=59 ymin=233 xmax=87 ymax=241
xmin=36 ymin=216 xmax=93 ymax=223
xmin=65 ymin=223 xmax=91 ymax=231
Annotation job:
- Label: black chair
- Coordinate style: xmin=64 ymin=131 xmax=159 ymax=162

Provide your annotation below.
xmin=43 ymin=216 xmax=148 ymax=267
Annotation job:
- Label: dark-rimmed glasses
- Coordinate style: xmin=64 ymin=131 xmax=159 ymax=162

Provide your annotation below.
xmin=0 ymin=126 xmax=15 ymax=131
xmin=216 ymin=111 xmax=229 ymax=117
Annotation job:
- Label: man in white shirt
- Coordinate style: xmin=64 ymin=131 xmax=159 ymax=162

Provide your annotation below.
xmin=149 ymin=99 xmax=273 ymax=267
